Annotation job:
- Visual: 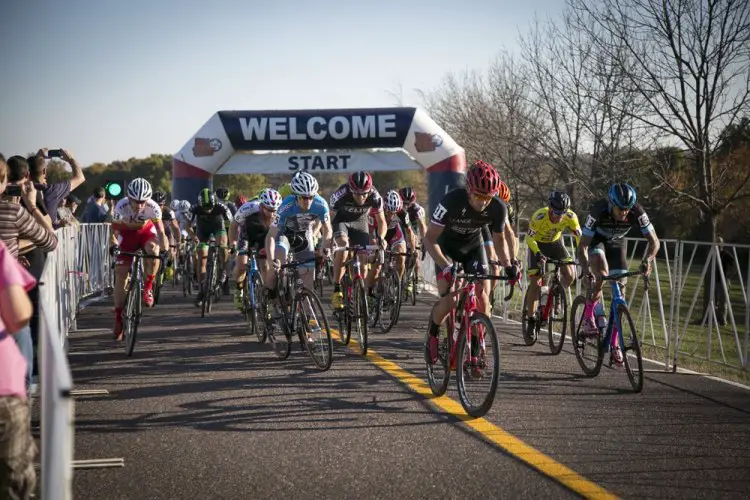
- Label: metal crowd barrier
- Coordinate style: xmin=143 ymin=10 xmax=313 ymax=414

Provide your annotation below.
xmin=422 ymin=234 xmax=750 ymax=374
xmin=38 ymin=223 xmax=113 ymax=500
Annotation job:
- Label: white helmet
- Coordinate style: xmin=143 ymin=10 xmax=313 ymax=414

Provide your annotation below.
xmin=180 ymin=200 xmax=191 ymax=212
xmin=170 ymin=199 xmax=181 ymax=211
xmin=127 ymin=178 xmax=152 ymax=201
xmin=290 ymin=171 xmax=319 ymax=197
xmin=385 ymin=190 xmax=403 ymax=212
xmin=258 ymin=188 xmax=282 ymax=210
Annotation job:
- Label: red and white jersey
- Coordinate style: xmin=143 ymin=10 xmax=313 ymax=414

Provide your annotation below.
xmin=113 ymin=198 xmax=162 ymax=228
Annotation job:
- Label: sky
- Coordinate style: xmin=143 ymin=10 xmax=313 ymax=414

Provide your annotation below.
xmin=0 ymin=0 xmax=566 ymax=167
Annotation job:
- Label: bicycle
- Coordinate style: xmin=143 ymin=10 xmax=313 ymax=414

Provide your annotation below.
xmin=267 ymin=257 xmax=333 ymax=370
xmin=242 ymin=247 xmax=268 ymax=343
xmin=370 ymin=249 xmax=408 ymax=333
xmin=570 ymin=270 xmax=646 ymax=392
xmin=425 ymin=262 xmax=516 ymax=418
xmin=113 ymin=247 xmax=160 ymax=357
xmin=200 ymin=239 xmax=226 ymax=318
xmin=152 ymin=252 xmax=168 ymax=306
xmin=181 ymin=238 xmax=196 ymax=297
xmin=521 ymin=258 xmax=572 ymax=354
xmin=402 ymin=246 xmax=421 ymax=306
xmin=333 ymin=245 xmax=382 ymax=356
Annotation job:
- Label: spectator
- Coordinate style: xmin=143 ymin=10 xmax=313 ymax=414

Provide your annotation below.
xmin=57 ymin=194 xmax=81 ymax=228
xmin=27 ymin=148 xmax=85 ymax=227
xmin=0 ymin=238 xmax=38 ymax=499
xmin=1 ymin=155 xmax=57 ymax=390
xmin=82 ymin=187 xmax=110 ymax=223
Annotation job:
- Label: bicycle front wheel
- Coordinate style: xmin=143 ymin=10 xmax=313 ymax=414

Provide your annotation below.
xmin=378 ymin=268 xmax=401 ymax=333
xmin=425 ymin=315 xmax=452 ymax=397
xmin=618 ymin=304 xmax=643 ymax=393
xmin=297 ymin=289 xmax=334 ymax=371
xmin=352 ymin=278 xmax=368 ymax=355
xmin=124 ymin=276 xmax=141 ymax=357
xmin=570 ymin=295 xmax=603 ymax=377
xmin=547 ymin=283 xmax=568 ymax=355
xmin=456 ymin=312 xmax=500 ymax=418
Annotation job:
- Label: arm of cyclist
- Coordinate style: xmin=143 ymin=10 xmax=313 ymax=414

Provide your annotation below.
xmin=577 ymin=233 xmax=593 ymax=278
xmin=265 ymin=225 xmax=279 ymax=264
xmin=228 ymin=220 xmax=239 ymax=251
xmin=321 ymin=215 xmax=333 ymax=254
xmin=504 ymin=220 xmax=519 ymax=263
xmin=424 ymin=222 xmax=450 ymax=271
xmin=155 ymin=219 xmax=169 ymax=253
xmin=641 ymin=231 xmax=660 ymax=275
xmin=375 ymin=209 xmax=387 ymax=244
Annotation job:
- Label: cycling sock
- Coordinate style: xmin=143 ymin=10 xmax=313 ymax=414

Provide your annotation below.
xmin=333 ymin=283 xmax=341 ymax=293
xmin=145 ymin=274 xmax=155 ymax=289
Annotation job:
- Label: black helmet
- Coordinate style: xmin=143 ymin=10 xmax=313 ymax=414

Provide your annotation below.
xmin=608 ymin=183 xmax=637 ymax=210
xmin=198 ymin=188 xmax=216 ymax=208
xmin=215 ymin=187 xmax=230 ymax=201
xmin=153 ymin=191 xmax=167 ymax=204
xmin=548 ymin=191 xmax=570 ymax=212
xmin=399 ymin=187 xmax=416 ymax=205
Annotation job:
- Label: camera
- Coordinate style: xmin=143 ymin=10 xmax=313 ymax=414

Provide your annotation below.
xmin=4 ymin=184 xmax=23 ymax=197
xmin=47 ymin=149 xmax=64 ymax=158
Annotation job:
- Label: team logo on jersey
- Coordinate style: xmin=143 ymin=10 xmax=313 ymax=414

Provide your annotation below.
xmin=193 ymin=137 xmax=223 ymax=157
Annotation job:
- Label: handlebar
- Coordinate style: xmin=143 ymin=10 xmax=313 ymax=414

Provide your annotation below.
xmin=280 ymin=257 xmax=318 ymax=269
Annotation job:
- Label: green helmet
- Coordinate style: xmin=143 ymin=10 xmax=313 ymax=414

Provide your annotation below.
xmin=198 ymin=188 xmax=215 ymax=208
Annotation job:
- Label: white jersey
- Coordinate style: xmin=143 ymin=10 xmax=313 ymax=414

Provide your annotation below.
xmin=113 ymin=198 xmax=161 ymax=226
xmin=233 ymin=200 xmax=262 ymax=225
xmin=175 ymin=210 xmax=193 ymax=231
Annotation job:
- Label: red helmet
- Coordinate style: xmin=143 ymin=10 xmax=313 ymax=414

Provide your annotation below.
xmin=497 ymin=180 xmax=511 ymax=203
xmin=399 ymin=187 xmax=416 ymax=206
xmin=466 ymin=160 xmax=501 ymax=195
xmin=348 ymin=171 xmax=373 ymax=194
xmin=235 ymin=195 xmax=248 ymax=206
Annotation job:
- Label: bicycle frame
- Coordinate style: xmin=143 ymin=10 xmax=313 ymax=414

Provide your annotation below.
xmin=586 ymin=271 xmax=643 ymax=353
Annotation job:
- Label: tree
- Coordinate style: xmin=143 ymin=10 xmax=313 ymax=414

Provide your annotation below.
xmin=567 ymin=0 xmax=750 ymax=242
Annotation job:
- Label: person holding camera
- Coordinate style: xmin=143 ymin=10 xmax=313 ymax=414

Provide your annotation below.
xmin=27 ymin=148 xmax=85 ymax=227
xmin=0 ymin=155 xmax=58 ymax=391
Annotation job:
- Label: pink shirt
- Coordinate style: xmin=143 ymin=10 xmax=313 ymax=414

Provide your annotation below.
xmin=0 ymin=239 xmax=37 ymax=400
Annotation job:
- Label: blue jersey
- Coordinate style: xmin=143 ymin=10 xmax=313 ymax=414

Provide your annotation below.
xmin=273 ymin=194 xmax=330 ymax=238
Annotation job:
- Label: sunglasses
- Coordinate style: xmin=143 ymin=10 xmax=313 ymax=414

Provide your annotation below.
xmin=550 ymin=208 xmax=566 ymax=216
xmin=470 ymin=192 xmax=493 ymax=202
xmin=297 ymin=195 xmax=314 ymax=201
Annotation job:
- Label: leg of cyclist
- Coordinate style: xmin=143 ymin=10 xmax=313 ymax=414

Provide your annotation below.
xmin=218 ymin=231 xmax=229 ymax=282
xmin=525 ymin=249 xmax=544 ymax=331
xmin=142 ymin=238 xmax=160 ymax=307
xmin=233 ymin=241 xmax=248 ymax=310
xmin=584 ymin=241 xmax=609 ymax=335
xmin=330 ymin=221 xmax=349 ymax=309
xmin=195 ymin=238 xmax=209 ymax=306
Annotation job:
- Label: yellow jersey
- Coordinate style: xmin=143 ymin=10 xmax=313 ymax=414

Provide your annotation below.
xmin=526 ymin=207 xmax=581 ymax=254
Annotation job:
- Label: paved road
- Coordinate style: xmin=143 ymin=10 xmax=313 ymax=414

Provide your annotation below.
xmin=68 ymin=284 xmax=750 ymax=499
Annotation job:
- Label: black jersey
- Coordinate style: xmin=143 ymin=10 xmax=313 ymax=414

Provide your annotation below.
xmin=431 ymin=188 xmax=507 ymax=245
xmin=581 ymin=199 xmax=654 ymax=241
xmin=190 ymin=202 xmax=232 ymax=227
xmin=329 ymin=184 xmax=383 ymax=222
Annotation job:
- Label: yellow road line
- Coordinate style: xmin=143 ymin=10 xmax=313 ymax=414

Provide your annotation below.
xmin=330 ymin=328 xmax=618 ymax=500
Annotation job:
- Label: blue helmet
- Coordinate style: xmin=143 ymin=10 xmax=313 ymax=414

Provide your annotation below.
xmin=608 ymin=183 xmax=637 ymax=210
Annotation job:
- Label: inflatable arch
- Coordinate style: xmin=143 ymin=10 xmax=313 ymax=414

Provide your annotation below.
xmin=172 ymin=107 xmax=466 ymax=210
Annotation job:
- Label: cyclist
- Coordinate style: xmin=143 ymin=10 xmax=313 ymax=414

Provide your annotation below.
xmin=424 ymin=160 xmax=518 ymax=362
xmin=329 ymin=172 xmax=387 ymax=309
xmin=378 ymin=190 xmax=416 ymax=286
xmin=215 ymin=187 xmax=238 ymax=217
xmin=399 ymin=187 xmax=427 ymax=294
xmin=577 ymin=183 xmax=661 ymax=361
xmin=153 ymin=191 xmax=179 ymax=282
xmin=265 ymin=172 xmax=332 ymax=300
xmin=186 ymin=188 xmax=232 ymax=307
xmin=110 ymin=178 xmax=169 ymax=340
xmin=235 ymin=195 xmax=247 ymax=208
xmin=523 ymin=191 xmax=581 ymax=333
xmin=485 ymin=180 xmax=520 ymax=308
xmin=229 ymin=188 xmax=282 ymax=309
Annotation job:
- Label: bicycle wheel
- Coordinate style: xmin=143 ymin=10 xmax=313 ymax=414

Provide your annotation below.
xmin=270 ymin=297 xmax=292 ymax=360
xmin=378 ymin=268 xmax=401 ymax=333
xmin=153 ymin=265 xmax=164 ymax=306
xmin=410 ymin=270 xmax=417 ymax=306
xmin=183 ymin=254 xmax=192 ymax=296
xmin=124 ymin=272 xmax=141 ymax=357
xmin=618 ymin=304 xmax=643 ymax=392
xmin=351 ymin=278 xmax=368 ymax=355
xmin=425 ymin=315 xmax=452 ymax=397
xmin=296 ymin=289 xmax=334 ymax=370
xmin=206 ymin=252 xmax=216 ymax=315
xmin=338 ymin=273 xmax=352 ymax=345
xmin=248 ymin=272 xmax=267 ymax=343
xmin=570 ymin=295 xmax=604 ymax=377
xmin=547 ymin=282 xmax=568 ymax=355
xmin=325 ymin=259 xmax=334 ymax=285
xmin=521 ymin=294 xmax=537 ymax=346
xmin=456 ymin=312 xmax=500 ymax=418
